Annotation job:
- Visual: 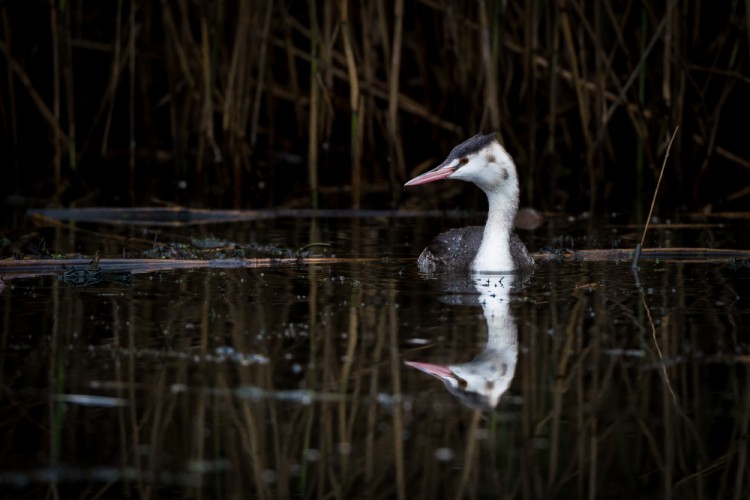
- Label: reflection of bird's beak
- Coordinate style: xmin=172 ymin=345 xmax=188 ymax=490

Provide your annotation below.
xmin=404 ymin=164 xmax=457 ymax=187
xmin=405 ymin=360 xmax=454 ymax=381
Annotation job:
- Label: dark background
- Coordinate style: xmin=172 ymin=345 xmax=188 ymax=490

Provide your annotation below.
xmin=1 ymin=1 xmax=748 ymax=220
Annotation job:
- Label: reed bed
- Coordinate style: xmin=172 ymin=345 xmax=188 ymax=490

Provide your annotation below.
xmin=0 ymin=1 xmax=748 ymax=216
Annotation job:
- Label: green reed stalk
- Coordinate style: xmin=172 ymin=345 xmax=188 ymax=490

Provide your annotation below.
xmin=197 ymin=14 xmax=210 ymax=194
xmin=279 ymin=1 xmax=304 ymax=135
xmin=559 ymin=2 xmax=595 ymax=213
xmin=635 ymin=6 xmax=647 ymax=225
xmin=128 ymin=0 xmax=135 ymax=202
xmin=548 ymin=2 xmax=560 ymax=156
xmin=351 ymin=115 xmax=362 ymax=210
xmin=57 ymin=0 xmax=76 ymax=172
xmin=307 ymin=0 xmax=319 ymax=209
xmin=525 ymin=0 xmax=537 ymax=204
xmin=339 ymin=0 xmax=361 ymax=208
xmin=99 ymin=0 xmax=123 ymax=159
xmin=50 ymin=0 xmax=61 ymax=197
xmin=250 ymin=2 xmax=273 ymax=150
xmin=479 ymin=0 xmax=500 ymax=131
xmin=1 ymin=8 xmax=18 ymax=190
xmin=387 ymin=0 xmax=406 ymax=187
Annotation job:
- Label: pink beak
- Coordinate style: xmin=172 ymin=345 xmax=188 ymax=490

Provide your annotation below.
xmin=404 ymin=165 xmax=457 ymax=187
xmin=405 ymin=360 xmax=454 ymax=380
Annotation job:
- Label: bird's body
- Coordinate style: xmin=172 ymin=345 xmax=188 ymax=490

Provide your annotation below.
xmin=416 ymin=227 xmax=534 ymax=273
xmin=405 ymin=133 xmax=534 ymax=273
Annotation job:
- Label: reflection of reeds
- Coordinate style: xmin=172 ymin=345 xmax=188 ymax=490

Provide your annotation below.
xmin=4 ymin=199 xmax=750 ymax=497
xmin=1 ymin=2 xmax=747 ymax=211
xmin=2 ymin=260 xmax=743 ymax=498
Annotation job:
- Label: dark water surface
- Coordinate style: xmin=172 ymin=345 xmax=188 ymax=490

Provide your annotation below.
xmin=1 ymin=214 xmax=749 ymax=499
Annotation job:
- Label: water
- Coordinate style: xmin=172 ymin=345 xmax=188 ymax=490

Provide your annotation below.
xmin=1 ymin=213 xmax=749 ymax=498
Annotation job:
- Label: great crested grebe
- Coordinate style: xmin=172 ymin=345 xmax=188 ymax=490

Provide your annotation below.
xmin=405 ymin=133 xmax=534 ymax=273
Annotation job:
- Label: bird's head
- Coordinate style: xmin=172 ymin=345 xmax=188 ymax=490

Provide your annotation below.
xmin=404 ymin=133 xmax=519 ymax=200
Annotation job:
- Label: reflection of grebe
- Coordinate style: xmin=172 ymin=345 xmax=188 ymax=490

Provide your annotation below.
xmin=406 ymin=275 xmax=518 ymax=410
xmin=405 ymin=133 xmax=534 ymax=273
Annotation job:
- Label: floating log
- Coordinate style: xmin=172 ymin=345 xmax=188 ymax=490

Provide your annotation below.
xmin=1 ymin=247 xmax=748 ymax=281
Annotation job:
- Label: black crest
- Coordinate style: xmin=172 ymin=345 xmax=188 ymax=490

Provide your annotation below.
xmin=442 ymin=133 xmax=497 ymax=165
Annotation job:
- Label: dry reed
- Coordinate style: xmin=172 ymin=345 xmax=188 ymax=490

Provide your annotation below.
xmin=0 ymin=1 xmax=747 ymax=214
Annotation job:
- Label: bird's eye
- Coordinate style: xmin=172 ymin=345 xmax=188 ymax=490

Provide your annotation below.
xmin=459 ymin=158 xmax=469 ymax=165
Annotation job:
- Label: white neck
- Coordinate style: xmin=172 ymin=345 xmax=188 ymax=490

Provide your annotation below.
xmin=471 ymin=190 xmax=518 ymax=272
xmin=473 ymin=274 xmax=517 ymax=347
xmin=447 ymin=275 xmax=518 ymax=408
xmin=476 ymin=274 xmax=518 ymax=406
